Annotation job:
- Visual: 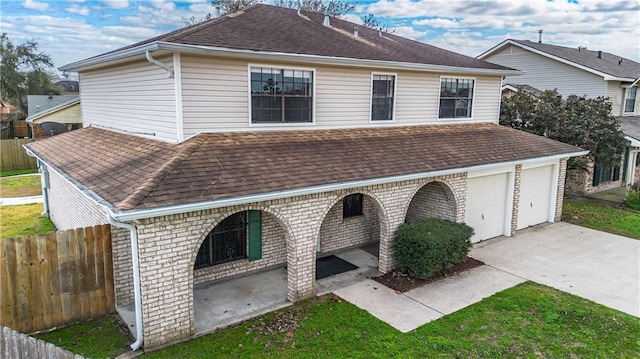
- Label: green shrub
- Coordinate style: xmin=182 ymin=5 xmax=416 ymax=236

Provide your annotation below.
xmin=392 ymin=218 xmax=474 ymax=279
xmin=626 ymin=184 xmax=640 ymax=210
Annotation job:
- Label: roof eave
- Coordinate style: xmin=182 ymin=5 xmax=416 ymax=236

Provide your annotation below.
xmin=625 ymin=135 xmax=640 ymax=147
xmin=61 ymin=40 xmax=523 ymax=76
xmin=25 ymin=99 xmax=80 ymax=123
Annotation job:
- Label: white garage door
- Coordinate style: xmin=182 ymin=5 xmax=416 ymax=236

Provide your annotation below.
xmin=517 ymin=165 xmax=554 ymax=230
xmin=465 ymin=173 xmax=509 ymax=243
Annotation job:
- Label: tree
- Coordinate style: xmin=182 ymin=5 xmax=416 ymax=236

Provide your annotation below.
xmin=0 ymin=33 xmax=58 ymax=117
xmin=361 ymin=13 xmax=395 ymax=33
xmin=500 ymin=88 xmax=626 ymax=168
xmin=210 ymin=0 xmax=264 ymax=15
xmin=184 ymin=13 xmax=213 ymax=27
xmin=273 ymin=0 xmax=355 ymax=16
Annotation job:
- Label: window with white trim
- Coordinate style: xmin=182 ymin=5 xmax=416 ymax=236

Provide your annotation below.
xmin=371 ymin=74 xmax=395 ymax=121
xmin=624 ymin=86 xmax=637 ymax=113
xmin=250 ymin=67 xmax=313 ymax=123
xmin=439 ymin=78 xmax=474 ymax=119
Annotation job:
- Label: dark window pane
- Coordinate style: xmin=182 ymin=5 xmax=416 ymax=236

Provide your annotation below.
xmin=194 ymin=212 xmax=247 ymax=269
xmin=251 ymin=67 xmax=313 ymax=124
xmin=439 ymin=78 xmax=474 ymax=118
xmin=343 ymin=194 xmax=364 ymax=218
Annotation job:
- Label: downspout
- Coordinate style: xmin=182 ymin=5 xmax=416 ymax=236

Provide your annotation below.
xmin=145 ymin=51 xmax=174 ymax=78
xmin=106 ymin=212 xmax=144 ymax=351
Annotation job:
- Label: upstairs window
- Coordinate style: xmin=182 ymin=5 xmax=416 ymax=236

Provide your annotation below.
xmin=250 ymin=67 xmax=313 ymax=123
xmin=624 ymin=86 xmax=637 ymax=113
xmin=343 ymin=194 xmax=364 ymax=218
xmin=439 ymin=78 xmax=474 ymax=119
xmin=371 ymin=74 xmax=396 ymax=121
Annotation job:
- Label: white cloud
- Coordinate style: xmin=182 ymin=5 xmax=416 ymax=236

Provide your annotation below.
xmin=66 ymin=5 xmax=90 ymax=16
xmin=413 ymin=18 xmax=460 ymax=29
xmin=22 ymin=0 xmax=50 ymax=11
xmin=149 ymin=0 xmax=177 ymax=11
xmin=102 ymin=26 xmax=162 ymax=39
xmin=392 ymin=26 xmax=427 ymax=41
xmin=101 ymin=0 xmax=130 ymax=10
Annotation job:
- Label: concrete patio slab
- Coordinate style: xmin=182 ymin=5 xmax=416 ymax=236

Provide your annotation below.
xmin=405 ymin=266 xmax=525 ymax=315
xmin=0 ymin=195 xmax=43 ymax=206
xmin=317 ymin=247 xmax=380 ymax=296
xmin=334 ymin=279 xmax=441 ymax=333
xmin=472 ymin=222 xmax=640 ymax=317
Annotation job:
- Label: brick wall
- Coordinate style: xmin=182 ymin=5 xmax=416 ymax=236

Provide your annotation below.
xmin=111 ymin=227 xmax=134 ymax=306
xmin=47 ymin=167 xmax=107 ymax=230
xmin=405 ymin=181 xmax=456 ymax=222
xmin=555 ymin=158 xmax=568 ymax=222
xmin=318 ymin=195 xmax=379 ymax=253
xmin=129 ymin=173 xmax=467 ymax=349
xmin=565 ymin=159 xmax=624 ymax=194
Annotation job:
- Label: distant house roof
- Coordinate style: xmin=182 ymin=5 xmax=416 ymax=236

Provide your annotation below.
xmin=479 ymin=39 xmax=640 ymax=81
xmin=61 ymin=4 xmax=519 ymax=76
xmin=27 ymin=95 xmax=79 ymax=117
xmin=502 ymin=83 xmax=543 ymax=97
xmin=25 ymin=97 xmax=80 ymax=123
xmin=25 ymin=124 xmax=585 ymax=218
xmin=621 ymin=116 xmax=640 ymax=146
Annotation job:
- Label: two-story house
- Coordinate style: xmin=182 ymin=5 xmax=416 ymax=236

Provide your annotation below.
xmin=24 ymin=5 xmax=585 ymax=350
xmin=479 ymin=39 xmax=640 ymax=194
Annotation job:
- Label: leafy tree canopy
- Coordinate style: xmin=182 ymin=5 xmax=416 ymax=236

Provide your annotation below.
xmin=0 ymin=33 xmax=59 ymax=117
xmin=500 ymin=88 xmax=626 ymax=167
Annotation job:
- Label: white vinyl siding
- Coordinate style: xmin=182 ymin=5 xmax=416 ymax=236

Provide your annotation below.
xmin=180 ymin=56 xmax=503 ymax=136
xmin=606 ymin=81 xmax=625 ymax=116
xmin=80 ymin=58 xmax=177 ymax=142
xmin=484 ymin=49 xmax=607 ymax=98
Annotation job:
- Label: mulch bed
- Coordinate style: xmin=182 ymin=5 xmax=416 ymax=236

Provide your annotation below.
xmin=372 ymin=257 xmax=485 ymax=293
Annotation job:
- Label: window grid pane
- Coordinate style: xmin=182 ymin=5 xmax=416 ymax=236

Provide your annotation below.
xmin=439 ymin=78 xmax=474 ymax=119
xmin=625 ymin=87 xmax=637 ymax=113
xmin=371 ymin=75 xmax=395 ymax=121
xmin=251 ymin=67 xmax=313 ymax=123
xmin=194 ymin=212 xmax=247 ymax=269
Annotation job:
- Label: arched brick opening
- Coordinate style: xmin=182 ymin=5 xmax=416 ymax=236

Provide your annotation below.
xmin=315 ymin=191 xmax=389 ymax=275
xmin=405 ymin=181 xmax=457 ymax=222
xmin=187 ymin=206 xmax=294 ymax=335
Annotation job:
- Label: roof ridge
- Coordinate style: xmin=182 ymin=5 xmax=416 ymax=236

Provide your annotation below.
xmin=116 ymin=135 xmax=208 ymax=210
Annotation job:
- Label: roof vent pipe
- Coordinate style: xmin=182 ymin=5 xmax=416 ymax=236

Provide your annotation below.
xmin=354 ymin=27 xmax=358 ymax=37
xmin=379 ymin=28 xmax=382 ymax=37
xmin=597 ymin=50 xmax=602 ymax=59
xmin=619 ymin=58 xmax=623 ymax=65
xmin=323 ymin=10 xmax=330 ymax=27
xmin=538 ymin=29 xmax=542 ymax=43
xmin=214 ymin=6 xmax=221 ymax=18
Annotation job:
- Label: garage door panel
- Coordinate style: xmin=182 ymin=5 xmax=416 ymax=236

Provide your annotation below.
xmin=517 ymin=165 xmax=553 ymax=230
xmin=466 ymin=173 xmax=509 ymax=243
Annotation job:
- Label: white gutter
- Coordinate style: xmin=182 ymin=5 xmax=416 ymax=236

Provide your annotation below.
xmin=105 ymin=211 xmax=144 ymax=351
xmin=146 ymin=50 xmax=173 ymax=78
xmin=61 ymin=41 xmax=523 ymax=77
xmin=110 ymin=150 xmax=588 ymax=222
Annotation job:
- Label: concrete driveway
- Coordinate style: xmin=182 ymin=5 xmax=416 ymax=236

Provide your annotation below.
xmin=471 ymin=222 xmax=640 ymax=317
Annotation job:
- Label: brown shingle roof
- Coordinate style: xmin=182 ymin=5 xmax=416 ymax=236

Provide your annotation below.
xmin=76 ymin=4 xmax=510 ymax=72
xmin=25 ymin=124 xmax=584 ymax=213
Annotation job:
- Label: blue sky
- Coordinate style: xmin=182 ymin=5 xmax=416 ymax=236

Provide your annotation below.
xmin=1 ymin=0 xmax=639 ymax=75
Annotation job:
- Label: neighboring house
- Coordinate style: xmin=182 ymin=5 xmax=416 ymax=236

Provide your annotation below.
xmin=479 ymin=39 xmax=640 ymax=194
xmin=24 ymin=5 xmax=585 ymax=350
xmin=54 ymin=80 xmax=80 ymax=94
xmin=25 ymin=97 xmax=82 ymax=140
xmin=501 ymin=83 xmax=542 ymax=98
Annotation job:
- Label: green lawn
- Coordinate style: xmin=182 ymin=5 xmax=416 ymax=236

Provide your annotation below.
xmin=562 ymin=200 xmax=640 ymax=240
xmin=43 ymin=282 xmax=639 ymax=358
xmin=0 ymin=203 xmax=55 ymax=238
xmin=0 ymin=174 xmax=41 ymax=197
xmin=35 ymin=315 xmax=132 ymax=359
xmin=0 ymin=168 xmax=38 ymax=177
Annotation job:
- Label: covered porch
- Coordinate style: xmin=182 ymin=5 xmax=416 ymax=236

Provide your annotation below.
xmin=118 ymin=245 xmax=379 ymax=337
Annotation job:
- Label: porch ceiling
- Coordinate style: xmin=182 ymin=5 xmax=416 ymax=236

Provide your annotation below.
xmin=25 ymin=123 xmax=583 ymax=212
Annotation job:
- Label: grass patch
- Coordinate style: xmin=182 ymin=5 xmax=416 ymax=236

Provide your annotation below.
xmin=35 ymin=314 xmax=132 ymax=359
xmin=0 ymin=174 xmax=41 ymax=197
xmin=139 ymin=282 xmax=639 ymax=358
xmin=0 ymin=168 xmax=38 ymax=177
xmin=563 ymin=200 xmax=640 ymax=240
xmin=0 ymin=203 xmax=55 ymax=238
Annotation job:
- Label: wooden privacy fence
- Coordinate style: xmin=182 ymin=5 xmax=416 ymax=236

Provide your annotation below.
xmin=1 ymin=225 xmax=115 ymax=333
xmin=1 ymin=325 xmax=84 ymax=359
xmin=0 ymin=139 xmax=37 ymax=170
